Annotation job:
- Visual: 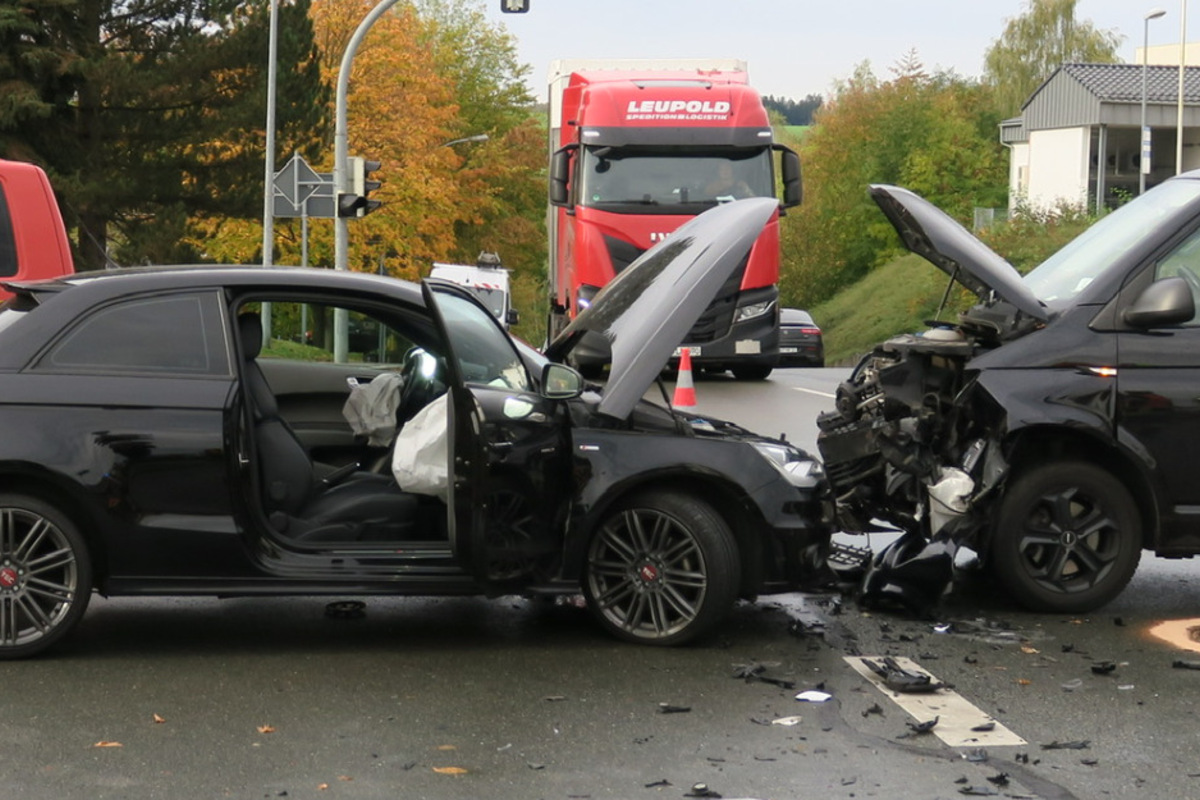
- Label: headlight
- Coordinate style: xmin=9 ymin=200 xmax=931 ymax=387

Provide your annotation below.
xmin=752 ymin=442 xmax=825 ymax=488
xmin=734 ymin=300 xmax=775 ymax=324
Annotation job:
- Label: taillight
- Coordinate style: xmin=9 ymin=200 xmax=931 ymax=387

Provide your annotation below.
xmin=799 ymin=326 xmax=821 ymax=335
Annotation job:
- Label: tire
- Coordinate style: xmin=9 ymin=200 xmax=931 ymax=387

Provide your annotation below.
xmin=583 ymin=490 xmax=739 ymax=645
xmin=990 ymin=461 xmax=1141 ymax=613
xmin=0 ymin=494 xmax=92 ymax=659
xmin=731 ymin=365 xmax=772 ymax=381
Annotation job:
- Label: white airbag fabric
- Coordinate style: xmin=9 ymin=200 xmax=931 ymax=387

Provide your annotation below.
xmin=342 ymin=372 xmax=403 ymax=446
xmin=391 ymin=393 xmax=449 ymax=501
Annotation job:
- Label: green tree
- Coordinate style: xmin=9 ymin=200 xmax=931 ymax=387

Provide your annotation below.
xmin=780 ymin=57 xmax=1006 ymax=308
xmin=983 ymin=0 xmax=1122 ymax=116
xmin=1 ymin=0 xmax=327 ymax=270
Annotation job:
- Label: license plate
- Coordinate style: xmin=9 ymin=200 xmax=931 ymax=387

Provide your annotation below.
xmin=780 ymin=347 xmax=798 ymax=353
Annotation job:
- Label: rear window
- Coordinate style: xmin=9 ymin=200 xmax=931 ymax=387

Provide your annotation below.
xmin=39 ymin=292 xmax=230 ymax=376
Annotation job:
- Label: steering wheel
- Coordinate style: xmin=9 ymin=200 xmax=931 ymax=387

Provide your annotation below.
xmin=397 ymin=347 xmax=446 ymax=426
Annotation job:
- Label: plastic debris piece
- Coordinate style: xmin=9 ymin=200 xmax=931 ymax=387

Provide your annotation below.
xmin=795 ymin=690 xmax=832 ymax=703
xmin=658 ymin=702 xmax=691 ymax=714
xmin=685 ymin=783 xmax=722 ymax=798
xmin=862 ymin=703 xmax=884 ymax=717
xmin=906 ymin=716 xmax=939 ymax=734
xmin=1090 ymin=661 xmax=1116 ymax=675
xmin=771 ymin=715 xmax=803 ymax=727
xmin=934 ymin=623 xmax=953 ymax=634
xmin=1041 ymin=740 xmax=1090 ymax=750
xmin=1174 ymin=659 xmax=1200 ymax=670
xmin=1117 ymin=684 xmax=1135 ymax=691
xmin=861 ymin=657 xmax=949 ymax=693
xmin=985 ymin=773 xmax=1009 ymax=786
xmin=1060 ymin=679 xmax=1083 ymax=692
xmin=644 ymin=779 xmax=671 ymax=788
xmin=963 ymin=748 xmax=989 ymax=763
xmin=958 ymin=786 xmax=998 ymax=796
xmin=971 ymin=722 xmax=996 ymax=732
xmin=526 ymin=763 xmax=545 ymax=771
xmin=733 ymin=662 xmax=796 ymax=689
xmin=1081 ymin=758 xmax=1099 ymax=766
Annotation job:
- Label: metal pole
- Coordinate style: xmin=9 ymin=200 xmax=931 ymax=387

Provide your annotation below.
xmin=334 ymin=0 xmax=401 ymax=362
xmin=261 ymin=0 xmax=279 ymax=266
xmin=1178 ymin=0 xmax=1188 ymax=175
xmin=1144 ymin=10 xmax=1167 ymax=194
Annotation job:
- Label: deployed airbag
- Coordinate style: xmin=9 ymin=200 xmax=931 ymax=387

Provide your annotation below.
xmin=391 ymin=393 xmax=449 ymax=501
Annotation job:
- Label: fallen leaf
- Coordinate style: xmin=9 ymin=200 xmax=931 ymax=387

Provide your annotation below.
xmin=152 ymin=714 xmax=166 ymax=724
xmin=93 ymin=741 xmax=123 ymax=748
xmin=257 ymin=725 xmax=276 ymax=734
xmin=1020 ymin=645 xmax=1040 ymax=654
xmin=317 ymin=783 xmax=329 ymax=790
xmin=437 ymin=744 xmax=457 ymax=751
xmin=338 ymin=775 xmax=353 ymax=782
xmin=433 ymin=766 xmax=468 ymax=775
xmin=1016 ymin=679 xmax=1032 ymax=686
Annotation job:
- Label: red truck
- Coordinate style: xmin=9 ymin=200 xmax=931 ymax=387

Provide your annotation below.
xmin=0 ymin=159 xmax=74 ymax=296
xmin=547 ymin=59 xmax=801 ymax=380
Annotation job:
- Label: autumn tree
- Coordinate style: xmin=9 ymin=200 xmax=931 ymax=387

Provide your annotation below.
xmin=1 ymin=0 xmax=326 ymax=270
xmin=984 ymin=0 xmax=1121 ymax=116
xmin=780 ymin=57 xmax=1006 ymax=308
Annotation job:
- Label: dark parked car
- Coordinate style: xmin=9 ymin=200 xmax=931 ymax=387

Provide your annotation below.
xmin=777 ymin=308 xmax=824 ymax=367
xmin=0 ymin=199 xmax=831 ymax=658
xmin=818 ymin=177 xmax=1200 ymax=614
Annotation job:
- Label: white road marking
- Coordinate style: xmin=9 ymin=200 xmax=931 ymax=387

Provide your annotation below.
xmin=791 ymin=386 xmax=836 ymax=399
xmin=845 ymin=655 xmax=1027 ymax=748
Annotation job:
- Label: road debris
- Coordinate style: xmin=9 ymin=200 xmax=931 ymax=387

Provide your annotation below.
xmin=1060 ymin=678 xmax=1083 ymax=692
xmin=685 ymin=782 xmax=722 ymax=798
xmin=658 ymin=702 xmax=691 ymax=714
xmin=1090 ymin=661 xmax=1116 ymax=675
xmin=1173 ymin=659 xmax=1200 ymax=670
xmin=861 ymin=656 xmax=950 ymax=693
xmin=904 ymin=716 xmax=939 ymax=735
xmin=1041 ymin=740 xmax=1090 ymax=750
xmin=732 ymin=662 xmax=796 ymax=689
xmin=795 ymin=690 xmax=832 ymax=703
xmin=770 ymin=715 xmax=803 ymax=726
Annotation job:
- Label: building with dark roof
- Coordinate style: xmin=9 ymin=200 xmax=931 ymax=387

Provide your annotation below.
xmin=1003 ymin=62 xmax=1200 ymax=211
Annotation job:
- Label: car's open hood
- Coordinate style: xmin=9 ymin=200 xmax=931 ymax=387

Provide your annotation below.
xmin=870 ymin=185 xmax=1048 ymax=322
xmin=546 ymin=198 xmax=777 ymax=419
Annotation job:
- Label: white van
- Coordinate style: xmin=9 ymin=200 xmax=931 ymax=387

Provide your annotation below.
xmin=430 ymin=252 xmax=519 ymax=329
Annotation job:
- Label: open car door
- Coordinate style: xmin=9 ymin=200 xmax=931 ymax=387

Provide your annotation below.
xmin=421 ymin=280 xmax=567 ymax=589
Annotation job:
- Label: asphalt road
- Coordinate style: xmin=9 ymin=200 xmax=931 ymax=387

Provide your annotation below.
xmin=8 ymin=367 xmax=1200 ymax=799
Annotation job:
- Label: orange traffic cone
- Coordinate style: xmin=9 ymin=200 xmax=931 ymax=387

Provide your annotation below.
xmin=673 ymin=349 xmax=697 ymax=410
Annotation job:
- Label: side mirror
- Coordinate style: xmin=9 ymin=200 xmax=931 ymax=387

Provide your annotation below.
xmin=506 ymin=308 xmax=520 ymax=327
xmin=1124 ymin=276 xmax=1195 ymax=328
xmin=549 ymin=146 xmax=575 ymax=208
xmin=775 ymin=145 xmax=802 ymax=208
xmin=541 ymin=362 xmax=583 ymax=400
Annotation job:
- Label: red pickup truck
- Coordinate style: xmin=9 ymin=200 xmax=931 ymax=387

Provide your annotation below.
xmin=0 ymin=159 xmax=74 ymax=297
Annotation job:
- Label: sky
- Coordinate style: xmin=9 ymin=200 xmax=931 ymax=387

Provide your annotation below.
xmin=482 ymin=0 xmax=1191 ymax=102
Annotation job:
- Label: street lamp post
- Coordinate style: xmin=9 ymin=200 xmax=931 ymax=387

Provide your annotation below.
xmin=1144 ymin=8 xmax=1167 ymax=194
xmin=1178 ymin=0 xmax=1189 ymax=175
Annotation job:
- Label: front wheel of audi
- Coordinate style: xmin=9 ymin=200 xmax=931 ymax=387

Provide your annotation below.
xmin=583 ymin=491 xmax=739 ymax=646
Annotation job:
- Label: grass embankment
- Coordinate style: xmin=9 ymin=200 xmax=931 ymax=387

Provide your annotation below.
xmin=811 ymin=253 xmax=973 ymax=366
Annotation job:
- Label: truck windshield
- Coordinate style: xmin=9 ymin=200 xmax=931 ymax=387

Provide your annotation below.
xmin=579 ymin=147 xmax=773 ymax=211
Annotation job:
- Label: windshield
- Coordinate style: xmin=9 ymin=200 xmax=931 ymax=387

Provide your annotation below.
xmin=463 ymin=286 xmax=505 ymax=319
xmin=1024 ymin=179 xmax=1200 ymax=306
xmin=578 ymin=147 xmax=773 ymax=212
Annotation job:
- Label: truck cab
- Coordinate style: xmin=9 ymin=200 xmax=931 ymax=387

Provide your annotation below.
xmin=0 ymin=159 xmax=74 ymax=297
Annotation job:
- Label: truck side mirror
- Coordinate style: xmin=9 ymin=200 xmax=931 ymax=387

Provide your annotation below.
xmin=776 ymin=146 xmax=802 ymax=209
xmin=506 ymin=308 xmax=520 ymax=327
xmin=1124 ymin=275 xmax=1196 ymax=328
xmin=549 ymin=146 xmax=576 ymax=208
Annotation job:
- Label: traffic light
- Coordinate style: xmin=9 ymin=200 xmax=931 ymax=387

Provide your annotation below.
xmin=500 ymin=0 xmax=529 ymax=12
xmin=338 ymin=156 xmax=383 ymax=217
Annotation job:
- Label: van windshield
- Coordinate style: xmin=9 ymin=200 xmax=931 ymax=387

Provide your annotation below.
xmin=1024 ymin=180 xmax=1200 ymax=306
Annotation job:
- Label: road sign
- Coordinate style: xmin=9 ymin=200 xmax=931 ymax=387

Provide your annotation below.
xmin=272 ymin=153 xmax=338 ymax=218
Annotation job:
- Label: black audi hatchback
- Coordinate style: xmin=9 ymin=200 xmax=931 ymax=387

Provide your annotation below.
xmin=819 ymin=175 xmax=1200 ymax=614
xmin=0 ymin=199 xmax=830 ymax=658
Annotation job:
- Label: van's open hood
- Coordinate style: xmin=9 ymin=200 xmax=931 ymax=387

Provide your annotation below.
xmin=546 ymin=198 xmax=777 ymax=420
xmin=870 ymin=185 xmax=1048 ymax=322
